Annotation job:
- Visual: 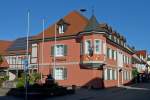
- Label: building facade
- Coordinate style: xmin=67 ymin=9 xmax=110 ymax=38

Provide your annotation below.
xmin=30 ymin=11 xmax=136 ymax=88
xmin=0 ymin=40 xmax=12 ymax=78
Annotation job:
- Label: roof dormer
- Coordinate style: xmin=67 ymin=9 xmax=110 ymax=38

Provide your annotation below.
xmin=57 ymin=19 xmax=70 ymax=34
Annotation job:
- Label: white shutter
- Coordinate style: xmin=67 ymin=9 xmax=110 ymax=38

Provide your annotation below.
xmin=104 ymin=68 xmax=107 ymax=80
xmin=103 ymin=41 xmax=106 ymax=55
xmin=114 ymin=70 xmax=117 ymax=80
xmin=110 ymin=69 xmax=112 ymax=80
xmin=109 ymin=49 xmax=112 ymax=59
xmin=114 ymin=51 xmax=116 ymax=60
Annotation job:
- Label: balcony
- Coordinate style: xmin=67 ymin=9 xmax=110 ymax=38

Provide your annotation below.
xmin=80 ymin=61 xmax=105 ymax=69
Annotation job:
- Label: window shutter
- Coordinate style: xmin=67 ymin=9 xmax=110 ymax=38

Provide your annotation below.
xmin=107 ymin=48 xmax=109 ymax=58
xmin=64 ymin=45 xmax=67 ymax=56
xmin=64 ymin=68 xmax=67 ymax=80
xmin=51 ymin=68 xmax=54 ymax=78
xmin=80 ymin=42 xmax=83 ymax=55
xmin=51 ymin=46 xmax=54 ymax=56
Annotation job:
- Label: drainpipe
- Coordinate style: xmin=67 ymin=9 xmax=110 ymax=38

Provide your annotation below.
xmin=117 ymin=67 xmax=120 ymax=87
xmin=122 ymin=69 xmax=124 ymax=85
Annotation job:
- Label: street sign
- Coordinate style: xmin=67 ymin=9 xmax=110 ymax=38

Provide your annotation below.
xmin=23 ymin=59 xmax=28 ymax=71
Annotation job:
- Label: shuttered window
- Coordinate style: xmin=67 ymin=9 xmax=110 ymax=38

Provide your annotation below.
xmin=107 ymin=48 xmax=110 ymax=58
xmin=112 ymin=50 xmax=115 ymax=60
xmin=51 ymin=45 xmax=67 ymax=57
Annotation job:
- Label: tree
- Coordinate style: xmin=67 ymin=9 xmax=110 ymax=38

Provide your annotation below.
xmin=132 ymin=68 xmax=139 ymax=78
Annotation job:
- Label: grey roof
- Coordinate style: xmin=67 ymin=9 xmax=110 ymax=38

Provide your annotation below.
xmin=7 ymin=37 xmax=32 ymax=51
xmin=84 ymin=15 xmax=106 ymax=32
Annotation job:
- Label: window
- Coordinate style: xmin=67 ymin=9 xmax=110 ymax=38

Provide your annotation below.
xmin=105 ymin=68 xmax=117 ymax=80
xmin=12 ymin=57 xmax=16 ymax=64
xmin=129 ymin=71 xmax=132 ymax=80
xmin=107 ymin=69 xmax=111 ymax=80
xmin=114 ymin=36 xmax=117 ymax=42
xmin=53 ymin=68 xmax=67 ymax=80
xmin=58 ymin=25 xmax=64 ymax=34
xmin=124 ymin=71 xmax=129 ymax=80
xmin=107 ymin=48 xmax=110 ymax=58
xmin=117 ymin=39 xmax=120 ymax=44
xmin=102 ymin=41 xmax=106 ymax=55
xmin=56 ymin=45 xmax=64 ymax=56
xmin=94 ymin=40 xmax=101 ymax=54
xmin=51 ymin=45 xmax=67 ymax=57
xmin=104 ymin=68 xmax=107 ymax=80
xmin=107 ymin=48 xmax=112 ymax=59
xmin=112 ymin=50 xmax=115 ymax=60
xmin=32 ymin=44 xmax=37 ymax=57
xmin=80 ymin=42 xmax=83 ymax=55
xmin=112 ymin=70 xmax=117 ymax=80
xmin=123 ymin=55 xmax=125 ymax=63
xmin=85 ymin=40 xmax=91 ymax=54
xmin=114 ymin=50 xmax=117 ymax=60
xmin=17 ymin=56 xmax=22 ymax=64
xmin=112 ymin=70 xmax=115 ymax=80
xmin=109 ymin=35 xmax=112 ymax=39
xmin=125 ymin=56 xmax=127 ymax=64
xmin=109 ymin=48 xmax=112 ymax=59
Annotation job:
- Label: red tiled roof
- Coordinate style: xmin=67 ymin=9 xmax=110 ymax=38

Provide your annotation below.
xmin=32 ymin=11 xmax=89 ymax=40
xmin=136 ymin=50 xmax=147 ymax=58
xmin=0 ymin=40 xmax=12 ymax=55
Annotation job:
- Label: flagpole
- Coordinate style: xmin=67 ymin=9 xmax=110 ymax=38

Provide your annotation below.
xmin=41 ymin=18 xmax=45 ymax=81
xmin=25 ymin=10 xmax=30 ymax=100
xmin=42 ymin=19 xmax=45 ymax=64
xmin=54 ymin=24 xmax=56 ymax=78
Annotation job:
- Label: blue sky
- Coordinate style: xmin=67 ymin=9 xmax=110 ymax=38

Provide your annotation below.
xmin=0 ymin=0 xmax=150 ymax=52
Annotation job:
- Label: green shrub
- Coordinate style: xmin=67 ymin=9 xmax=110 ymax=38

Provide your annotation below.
xmin=16 ymin=72 xmax=41 ymax=88
xmin=16 ymin=73 xmax=26 ymax=88
xmin=29 ymin=72 xmax=41 ymax=84
xmin=3 ymin=76 xmax=9 ymax=81
xmin=16 ymin=78 xmax=25 ymax=88
xmin=132 ymin=68 xmax=139 ymax=78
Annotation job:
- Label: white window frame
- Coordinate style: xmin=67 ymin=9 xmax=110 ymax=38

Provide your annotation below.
xmin=55 ymin=44 xmax=65 ymax=57
xmin=53 ymin=67 xmax=67 ymax=80
xmin=85 ymin=39 xmax=92 ymax=54
xmin=112 ymin=49 xmax=115 ymax=60
xmin=114 ymin=69 xmax=117 ymax=80
xmin=102 ymin=41 xmax=106 ymax=55
xmin=104 ymin=68 xmax=107 ymax=80
xmin=32 ymin=44 xmax=38 ymax=58
xmin=58 ymin=25 xmax=64 ymax=34
xmin=110 ymin=69 xmax=112 ymax=80
xmin=114 ymin=50 xmax=117 ymax=60
xmin=94 ymin=39 xmax=101 ymax=54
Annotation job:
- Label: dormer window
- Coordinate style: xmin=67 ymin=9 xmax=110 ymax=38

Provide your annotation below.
xmin=58 ymin=25 xmax=64 ymax=34
xmin=57 ymin=19 xmax=70 ymax=34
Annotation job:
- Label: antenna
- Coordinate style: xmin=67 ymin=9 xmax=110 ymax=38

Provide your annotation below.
xmin=92 ymin=6 xmax=95 ymax=15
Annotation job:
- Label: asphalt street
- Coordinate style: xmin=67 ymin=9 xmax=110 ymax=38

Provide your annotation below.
xmin=0 ymin=82 xmax=150 ymax=100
